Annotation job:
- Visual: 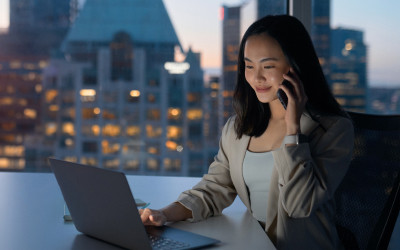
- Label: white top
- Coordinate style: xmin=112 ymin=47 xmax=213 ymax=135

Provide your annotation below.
xmin=243 ymin=150 xmax=274 ymax=224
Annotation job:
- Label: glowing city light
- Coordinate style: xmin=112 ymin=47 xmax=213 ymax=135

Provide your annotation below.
xmin=164 ymin=62 xmax=190 ymax=74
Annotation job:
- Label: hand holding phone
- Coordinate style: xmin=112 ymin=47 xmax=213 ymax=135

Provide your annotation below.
xmin=277 ymin=75 xmax=294 ymax=110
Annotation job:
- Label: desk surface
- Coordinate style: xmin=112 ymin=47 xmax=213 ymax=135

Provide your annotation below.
xmin=0 ymin=172 xmax=275 ymax=250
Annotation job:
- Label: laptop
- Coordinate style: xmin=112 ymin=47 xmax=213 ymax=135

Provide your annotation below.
xmin=49 ymin=158 xmax=220 ymax=250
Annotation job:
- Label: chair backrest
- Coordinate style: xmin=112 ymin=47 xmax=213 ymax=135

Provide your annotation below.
xmin=335 ymin=111 xmax=400 ymax=250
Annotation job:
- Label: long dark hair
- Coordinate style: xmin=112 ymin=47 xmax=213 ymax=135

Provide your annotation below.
xmin=233 ymin=15 xmax=348 ymax=139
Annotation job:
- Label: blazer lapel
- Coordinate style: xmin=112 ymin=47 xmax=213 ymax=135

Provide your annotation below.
xmin=230 ymin=134 xmax=251 ymax=209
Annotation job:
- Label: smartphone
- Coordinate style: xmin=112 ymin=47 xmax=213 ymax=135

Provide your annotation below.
xmin=277 ymin=78 xmax=294 ymax=110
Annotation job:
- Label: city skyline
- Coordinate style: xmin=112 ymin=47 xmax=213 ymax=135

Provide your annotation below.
xmin=0 ymin=0 xmax=399 ymax=87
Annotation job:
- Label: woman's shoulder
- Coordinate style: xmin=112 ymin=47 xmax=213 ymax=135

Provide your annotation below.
xmin=221 ymin=115 xmax=238 ymax=137
xmin=317 ymin=113 xmax=354 ymax=131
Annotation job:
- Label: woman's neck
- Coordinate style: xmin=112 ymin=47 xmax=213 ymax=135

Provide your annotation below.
xmin=269 ymin=99 xmax=286 ymax=121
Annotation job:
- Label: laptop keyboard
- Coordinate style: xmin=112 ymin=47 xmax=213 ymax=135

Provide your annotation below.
xmin=149 ymin=234 xmax=190 ymax=250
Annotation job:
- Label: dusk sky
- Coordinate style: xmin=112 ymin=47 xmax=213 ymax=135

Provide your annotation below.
xmin=0 ymin=0 xmax=399 ymax=87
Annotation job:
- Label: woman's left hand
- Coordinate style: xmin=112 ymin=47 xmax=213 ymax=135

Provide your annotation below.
xmin=279 ymin=68 xmax=308 ymax=135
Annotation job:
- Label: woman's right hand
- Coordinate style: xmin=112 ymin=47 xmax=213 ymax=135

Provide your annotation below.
xmin=139 ymin=208 xmax=167 ymax=226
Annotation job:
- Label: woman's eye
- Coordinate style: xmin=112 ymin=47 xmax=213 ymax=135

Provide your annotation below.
xmin=264 ymin=65 xmax=274 ymax=69
xmin=245 ymin=65 xmax=253 ymax=69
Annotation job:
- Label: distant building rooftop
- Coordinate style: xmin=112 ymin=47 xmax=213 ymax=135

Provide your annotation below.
xmin=63 ymin=0 xmax=180 ymax=48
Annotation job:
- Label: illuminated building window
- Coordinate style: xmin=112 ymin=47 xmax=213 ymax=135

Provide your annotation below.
xmin=18 ymin=99 xmax=28 ymax=106
xmin=45 ymin=123 xmax=57 ymax=136
xmin=63 ymin=156 xmax=77 ymax=163
xmin=60 ymin=138 xmax=74 ymax=149
xmin=49 ymin=105 xmax=59 ymax=112
xmin=146 ymin=158 xmax=159 ymax=171
xmin=127 ymin=90 xmax=140 ymax=103
xmin=0 ymin=158 xmax=25 ymax=169
xmin=187 ymin=109 xmax=202 ymax=120
xmin=147 ymin=145 xmax=160 ymax=155
xmin=1 ymin=122 xmax=16 ymax=131
xmin=167 ymin=126 xmax=182 ymax=139
xmin=124 ymin=159 xmax=140 ymax=170
xmin=164 ymin=158 xmax=181 ymax=171
xmin=39 ymin=60 xmax=48 ymax=69
xmin=210 ymin=91 xmax=218 ymax=98
xmin=24 ymin=72 xmax=39 ymax=81
xmin=45 ymin=89 xmax=58 ymax=103
xmin=126 ymin=126 xmax=140 ymax=137
xmin=165 ymin=141 xmax=183 ymax=152
xmin=335 ymin=98 xmax=347 ymax=105
xmin=168 ymin=108 xmax=181 ymax=120
xmin=0 ymin=135 xmax=15 ymax=143
xmin=82 ymin=125 xmax=100 ymax=137
xmin=24 ymin=109 xmax=37 ymax=119
xmin=210 ymin=82 xmax=219 ymax=89
xmin=81 ymin=157 xmax=97 ymax=166
xmin=82 ymin=108 xmax=98 ymax=120
xmin=0 ymin=146 xmax=24 ymax=157
xmin=10 ymin=61 xmax=22 ymax=69
xmin=102 ymin=140 xmax=120 ymax=154
xmin=61 ymin=123 xmax=75 ymax=136
xmin=146 ymin=125 xmax=162 ymax=138
xmin=102 ymin=124 xmax=121 ymax=137
xmin=165 ymin=140 xmax=177 ymax=151
xmin=103 ymin=158 xmax=120 ymax=169
xmin=80 ymin=88 xmax=96 ymax=102
xmin=146 ymin=109 xmax=161 ymax=121
xmin=0 ymin=97 xmax=13 ymax=105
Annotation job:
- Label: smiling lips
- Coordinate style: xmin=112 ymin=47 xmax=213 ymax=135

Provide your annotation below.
xmin=256 ymin=86 xmax=272 ymax=93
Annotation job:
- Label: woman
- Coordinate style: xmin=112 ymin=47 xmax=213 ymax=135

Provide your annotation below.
xmin=140 ymin=15 xmax=354 ymax=249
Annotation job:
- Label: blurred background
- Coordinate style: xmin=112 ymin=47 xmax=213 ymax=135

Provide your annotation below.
xmin=0 ymin=0 xmax=399 ymax=175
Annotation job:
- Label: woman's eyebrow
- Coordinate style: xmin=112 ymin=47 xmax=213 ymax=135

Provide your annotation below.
xmin=244 ymin=57 xmax=278 ymax=62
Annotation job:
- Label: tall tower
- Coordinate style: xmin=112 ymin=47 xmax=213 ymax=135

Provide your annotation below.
xmin=311 ymin=0 xmax=331 ymax=80
xmin=221 ymin=5 xmax=241 ymax=125
xmin=0 ymin=0 xmax=72 ymax=171
xmin=330 ymin=28 xmax=367 ymax=112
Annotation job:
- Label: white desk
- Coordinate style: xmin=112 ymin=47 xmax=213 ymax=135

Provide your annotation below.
xmin=0 ymin=172 xmax=275 ymax=250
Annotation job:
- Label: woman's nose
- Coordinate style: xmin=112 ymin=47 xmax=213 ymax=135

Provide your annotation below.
xmin=255 ymin=69 xmax=266 ymax=82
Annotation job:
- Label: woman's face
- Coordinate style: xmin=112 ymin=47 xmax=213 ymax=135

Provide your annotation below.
xmin=244 ymin=33 xmax=290 ymax=103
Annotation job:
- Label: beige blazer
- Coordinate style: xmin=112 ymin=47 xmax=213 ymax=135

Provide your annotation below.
xmin=177 ymin=112 xmax=354 ymax=250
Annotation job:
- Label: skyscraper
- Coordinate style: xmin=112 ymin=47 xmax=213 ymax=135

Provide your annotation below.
xmin=311 ymin=0 xmax=331 ymax=79
xmin=40 ymin=0 xmax=206 ymax=176
xmin=221 ymin=5 xmax=241 ymax=125
xmin=0 ymin=0 xmax=73 ymax=170
xmin=330 ymin=28 xmax=367 ymax=112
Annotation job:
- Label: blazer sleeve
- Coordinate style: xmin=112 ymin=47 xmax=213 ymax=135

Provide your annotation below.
xmin=176 ymin=118 xmax=238 ymax=222
xmin=272 ymin=116 xmax=354 ymax=218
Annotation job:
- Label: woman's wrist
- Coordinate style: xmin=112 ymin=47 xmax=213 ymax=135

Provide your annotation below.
xmin=286 ymin=124 xmax=301 ymax=135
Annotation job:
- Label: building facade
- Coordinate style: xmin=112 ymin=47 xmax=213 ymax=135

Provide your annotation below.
xmin=221 ymin=5 xmax=241 ymax=126
xmin=0 ymin=0 xmax=73 ymax=170
xmin=39 ymin=0 xmax=206 ymax=176
xmin=330 ymin=27 xmax=367 ymax=112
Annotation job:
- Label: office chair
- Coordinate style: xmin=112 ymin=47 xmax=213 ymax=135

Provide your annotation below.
xmin=335 ymin=111 xmax=400 ymax=250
